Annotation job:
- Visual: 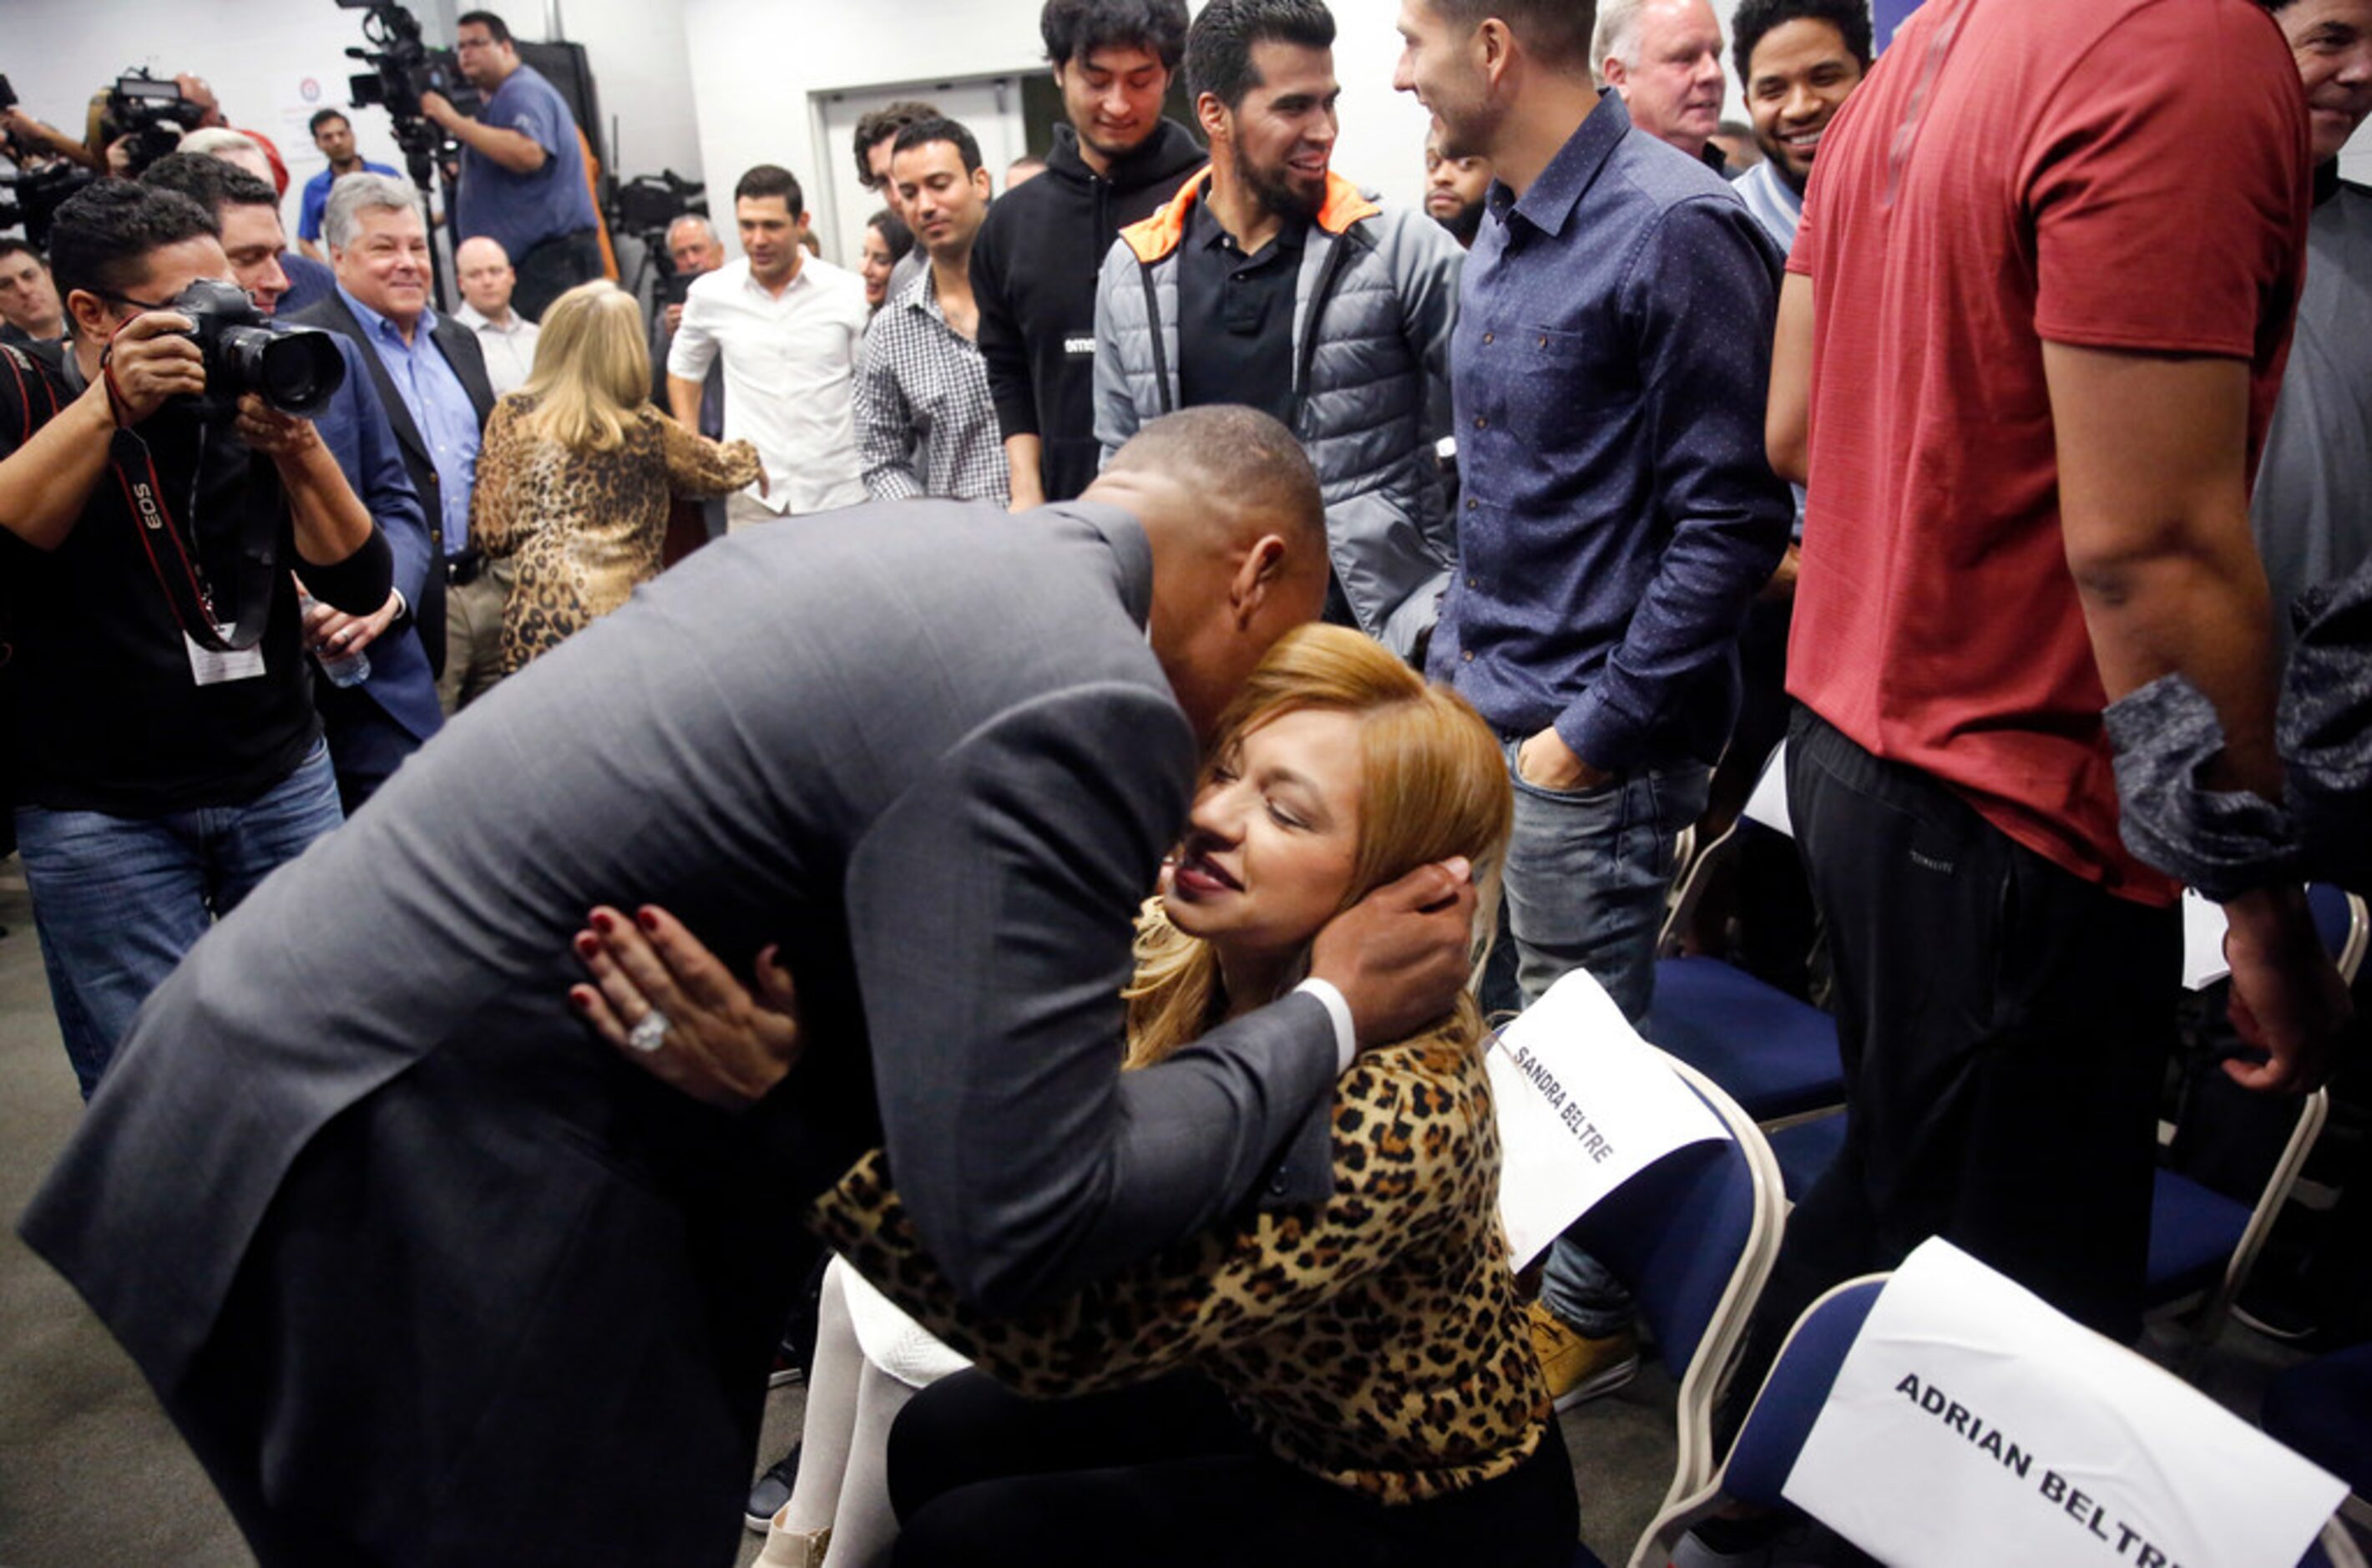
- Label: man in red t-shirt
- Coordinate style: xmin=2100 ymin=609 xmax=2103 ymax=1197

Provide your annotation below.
xmin=1723 ymin=0 xmax=2354 ymax=1431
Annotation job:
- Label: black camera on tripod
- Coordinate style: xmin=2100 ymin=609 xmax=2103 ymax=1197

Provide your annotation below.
xmin=340 ymin=0 xmax=478 ymax=165
xmin=168 ymin=280 xmax=346 ymax=422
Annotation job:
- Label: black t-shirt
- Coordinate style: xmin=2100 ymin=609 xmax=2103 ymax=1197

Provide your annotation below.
xmin=1176 ymin=200 xmax=1306 ymax=429
xmin=2 ymin=342 xmax=334 ymax=814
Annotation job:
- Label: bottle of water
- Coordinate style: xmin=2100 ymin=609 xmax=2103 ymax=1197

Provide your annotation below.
xmin=297 ymin=592 xmax=372 ymax=689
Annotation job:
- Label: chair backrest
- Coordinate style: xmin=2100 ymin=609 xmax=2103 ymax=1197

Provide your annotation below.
xmin=2307 ymin=883 xmax=2368 ymax=984
xmin=1569 ymin=1051 xmax=1786 ymax=1521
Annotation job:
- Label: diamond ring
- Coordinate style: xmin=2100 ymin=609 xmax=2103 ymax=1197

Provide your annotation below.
xmin=627 ymin=1009 xmax=671 ymax=1054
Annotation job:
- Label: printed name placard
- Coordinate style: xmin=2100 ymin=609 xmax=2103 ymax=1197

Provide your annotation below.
xmin=1486 ymin=969 xmax=1728 ymax=1269
xmin=1743 ymin=740 xmax=1793 ymax=838
xmin=1783 ymin=1239 xmax=2346 ymax=1568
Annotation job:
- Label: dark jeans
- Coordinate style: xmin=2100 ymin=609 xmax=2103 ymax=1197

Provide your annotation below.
xmin=888 ymin=1370 xmax=1578 ymax=1568
xmin=1717 ymin=709 xmax=2179 ymax=1447
xmin=511 ymin=228 xmax=604 ymax=322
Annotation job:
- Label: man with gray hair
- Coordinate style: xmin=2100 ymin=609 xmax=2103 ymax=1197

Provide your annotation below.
xmin=1593 ymin=0 xmax=1736 ymax=174
xmin=657 ymin=212 xmax=731 ymax=538
xmin=292 ymin=172 xmax=502 ymax=711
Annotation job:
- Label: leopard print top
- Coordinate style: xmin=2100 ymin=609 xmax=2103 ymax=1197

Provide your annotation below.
xmin=808 ymin=1034 xmax=1552 ymax=1505
xmin=471 ymin=397 xmax=761 ymax=672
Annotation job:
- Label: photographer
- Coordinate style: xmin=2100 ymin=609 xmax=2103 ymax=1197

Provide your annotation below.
xmin=421 ymin=9 xmax=601 ymax=321
xmin=0 ymin=180 xmax=390 ymax=1099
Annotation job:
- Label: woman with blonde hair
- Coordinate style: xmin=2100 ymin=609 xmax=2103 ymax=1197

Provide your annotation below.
xmin=573 ymin=625 xmax=1577 ymax=1568
xmin=471 ymin=280 xmax=761 ymax=670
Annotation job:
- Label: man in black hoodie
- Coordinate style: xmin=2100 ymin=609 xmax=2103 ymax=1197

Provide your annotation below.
xmin=977 ymin=0 xmax=1207 ymax=508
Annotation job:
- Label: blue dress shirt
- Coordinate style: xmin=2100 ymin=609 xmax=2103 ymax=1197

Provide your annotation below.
xmin=1428 ymin=91 xmax=1793 ymax=773
xmin=337 ymin=284 xmax=480 ymax=555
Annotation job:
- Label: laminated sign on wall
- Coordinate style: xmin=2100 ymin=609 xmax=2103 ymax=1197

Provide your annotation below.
xmin=1485 ymin=969 xmax=1727 ymax=1269
xmin=1783 ymin=1239 xmax=2347 ymax=1568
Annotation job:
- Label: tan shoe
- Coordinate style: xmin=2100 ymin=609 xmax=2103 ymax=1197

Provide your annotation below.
xmin=1526 ymin=1299 xmax=1639 ymax=1410
xmin=755 ymin=1509 xmax=831 ymax=1568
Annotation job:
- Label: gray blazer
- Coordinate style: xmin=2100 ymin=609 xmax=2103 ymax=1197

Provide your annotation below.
xmin=21 ymin=499 xmax=1338 ymax=1565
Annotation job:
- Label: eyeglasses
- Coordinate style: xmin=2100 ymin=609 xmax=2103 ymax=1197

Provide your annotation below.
xmin=99 ymin=291 xmax=177 ymax=314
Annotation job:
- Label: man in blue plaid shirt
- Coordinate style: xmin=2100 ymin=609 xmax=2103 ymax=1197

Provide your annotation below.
xmin=855 ymin=117 xmax=1010 ymax=504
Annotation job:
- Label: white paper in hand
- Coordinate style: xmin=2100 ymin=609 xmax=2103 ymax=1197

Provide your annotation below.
xmin=1783 ymin=1238 xmax=2347 ymax=1568
xmin=1486 ymin=969 xmax=1728 ymax=1270
xmin=2182 ymin=890 xmax=2233 ymax=991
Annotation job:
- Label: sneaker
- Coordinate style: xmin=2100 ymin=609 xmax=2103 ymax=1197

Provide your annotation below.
xmin=743 ymin=1444 xmax=802 ymax=1534
xmin=1526 ymin=1300 xmax=1638 ymax=1410
xmin=768 ymin=1343 xmax=805 ymax=1388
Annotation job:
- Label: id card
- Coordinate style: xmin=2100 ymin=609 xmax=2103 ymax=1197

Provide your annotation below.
xmin=185 ymin=625 xmax=266 ymax=686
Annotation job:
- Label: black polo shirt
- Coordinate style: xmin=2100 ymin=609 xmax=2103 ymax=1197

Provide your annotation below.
xmin=0 ymin=343 xmax=388 ymax=815
xmin=1176 ymin=200 xmax=1306 ymax=429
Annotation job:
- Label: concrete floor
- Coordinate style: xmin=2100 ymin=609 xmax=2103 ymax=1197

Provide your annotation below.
xmin=0 ymin=855 xmax=1683 ymax=1567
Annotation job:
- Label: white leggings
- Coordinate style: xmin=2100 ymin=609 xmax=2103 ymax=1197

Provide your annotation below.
xmin=777 ymin=1260 xmax=923 ymax=1568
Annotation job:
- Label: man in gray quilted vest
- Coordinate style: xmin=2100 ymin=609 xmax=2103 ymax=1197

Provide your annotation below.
xmin=1093 ymin=0 xmax=1464 ymax=663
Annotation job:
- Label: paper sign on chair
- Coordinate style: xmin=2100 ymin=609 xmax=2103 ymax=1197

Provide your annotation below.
xmin=1783 ymin=1238 xmax=2347 ymax=1568
xmin=1486 ymin=969 xmax=1729 ymax=1270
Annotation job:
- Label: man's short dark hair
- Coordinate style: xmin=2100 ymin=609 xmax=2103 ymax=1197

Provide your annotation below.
xmin=1428 ymin=0 xmax=1596 ymax=70
xmin=1731 ymin=0 xmax=1874 ymax=84
xmin=308 ymin=108 xmax=352 ymax=139
xmin=854 ymin=100 xmax=943 ymax=190
xmin=890 ymin=117 xmax=984 ymax=177
xmin=0 ymin=238 xmax=42 ymax=267
xmin=734 ymin=164 xmax=805 ymax=218
xmin=1041 ymin=0 xmax=1191 ymax=72
xmin=141 ymin=152 xmax=278 ymax=219
xmin=457 ymin=9 xmax=514 ymax=44
xmin=47 ymin=180 xmax=219 ymax=303
xmin=1186 ymin=0 xmax=1335 ymax=110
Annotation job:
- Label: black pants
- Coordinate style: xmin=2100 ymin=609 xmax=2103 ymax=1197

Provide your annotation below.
xmin=511 ymin=228 xmax=604 ymax=322
xmin=888 ymin=1370 xmax=1578 ymax=1568
xmin=1716 ymin=709 xmax=2180 ymax=1447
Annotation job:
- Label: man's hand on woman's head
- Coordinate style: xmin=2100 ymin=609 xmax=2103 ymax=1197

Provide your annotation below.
xmin=569 ymin=903 xmax=803 ymax=1110
xmin=1309 ymin=858 xmax=1477 ymax=1050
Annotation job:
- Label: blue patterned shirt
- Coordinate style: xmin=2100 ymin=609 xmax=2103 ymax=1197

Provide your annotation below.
xmin=1428 ymin=92 xmax=1793 ymax=771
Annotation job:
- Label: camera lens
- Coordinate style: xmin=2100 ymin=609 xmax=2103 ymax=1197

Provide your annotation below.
xmin=218 ymin=324 xmax=346 ymax=418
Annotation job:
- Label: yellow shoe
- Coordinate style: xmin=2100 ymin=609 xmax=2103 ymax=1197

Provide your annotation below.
xmin=1527 ymin=1299 xmax=1639 ymax=1410
xmin=755 ymin=1510 xmax=830 ymax=1568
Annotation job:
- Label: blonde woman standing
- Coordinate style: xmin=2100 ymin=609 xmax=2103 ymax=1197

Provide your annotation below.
xmin=471 ymin=281 xmax=761 ymax=670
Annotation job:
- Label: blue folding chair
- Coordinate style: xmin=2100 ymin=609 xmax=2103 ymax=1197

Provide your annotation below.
xmin=2263 ymin=1343 xmax=2372 ymax=1537
xmin=1638 ymin=954 xmax=1846 ymax=1125
xmin=1636 ymin=1277 xmax=2368 ymax=1568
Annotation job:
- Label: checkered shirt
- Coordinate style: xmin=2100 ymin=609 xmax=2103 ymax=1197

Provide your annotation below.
xmin=854 ymin=269 xmax=1010 ymax=504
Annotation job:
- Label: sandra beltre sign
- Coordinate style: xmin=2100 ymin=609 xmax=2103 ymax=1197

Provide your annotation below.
xmin=1783 ymin=1239 xmax=2345 ymax=1568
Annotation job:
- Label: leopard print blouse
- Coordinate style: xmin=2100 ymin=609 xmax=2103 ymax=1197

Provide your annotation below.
xmin=807 ymin=1034 xmax=1552 ymax=1505
xmin=470 ymin=397 xmax=761 ymax=672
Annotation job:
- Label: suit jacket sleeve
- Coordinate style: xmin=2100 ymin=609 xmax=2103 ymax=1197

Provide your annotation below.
xmin=340 ymin=339 xmax=431 ymax=616
xmin=842 ymin=681 xmax=1342 ymax=1316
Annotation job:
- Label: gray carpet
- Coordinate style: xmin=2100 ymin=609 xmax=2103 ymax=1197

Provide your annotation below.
xmin=0 ymin=853 xmax=2299 ymax=1566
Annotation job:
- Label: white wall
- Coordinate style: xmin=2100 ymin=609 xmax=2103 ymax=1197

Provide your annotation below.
xmin=534 ymin=0 xmax=706 ymax=182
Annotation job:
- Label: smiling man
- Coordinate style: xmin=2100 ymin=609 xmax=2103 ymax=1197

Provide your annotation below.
xmin=1424 ymin=126 xmax=1494 ymax=246
xmin=971 ymin=0 xmax=1206 ymax=509
xmin=1730 ymin=0 xmax=1871 ymax=250
xmin=1095 ymin=0 xmax=1463 ymax=661
xmin=668 ymin=164 xmax=870 ymax=532
xmin=1595 ymin=0 xmax=1733 ymax=172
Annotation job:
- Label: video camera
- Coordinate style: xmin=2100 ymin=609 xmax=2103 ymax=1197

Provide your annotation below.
xmin=104 ymin=69 xmax=209 ymax=177
xmin=339 ymin=0 xmax=478 ymax=167
xmin=0 ymin=75 xmax=99 ymax=248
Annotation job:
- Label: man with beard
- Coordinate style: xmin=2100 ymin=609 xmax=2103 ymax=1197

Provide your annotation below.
xmin=1424 ymin=127 xmax=1491 ymax=247
xmin=1395 ymin=0 xmax=1793 ymax=1410
xmin=1095 ymin=0 xmax=1463 ymax=660
xmin=972 ymin=0 xmax=1207 ymax=508
xmin=1730 ymin=0 xmax=1871 ymax=251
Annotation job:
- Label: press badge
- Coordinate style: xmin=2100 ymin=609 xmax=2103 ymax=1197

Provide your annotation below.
xmin=186 ymin=626 xmax=266 ymax=685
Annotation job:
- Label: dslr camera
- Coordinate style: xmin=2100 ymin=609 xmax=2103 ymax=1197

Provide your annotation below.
xmin=167 ymin=280 xmax=346 ymax=422
xmin=0 ymin=75 xmax=99 ymax=247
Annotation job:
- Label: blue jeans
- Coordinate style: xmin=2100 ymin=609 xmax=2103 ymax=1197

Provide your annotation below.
xmin=1498 ymin=738 xmax=1710 ymax=1334
xmin=16 ymin=741 xmax=345 ymax=1099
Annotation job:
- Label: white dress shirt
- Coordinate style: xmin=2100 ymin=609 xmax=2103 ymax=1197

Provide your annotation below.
xmin=667 ymin=255 xmax=870 ymax=516
xmin=452 ymin=302 xmax=541 ymax=399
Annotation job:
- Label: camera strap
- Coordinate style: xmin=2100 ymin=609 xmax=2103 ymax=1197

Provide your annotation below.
xmin=108 ymin=423 xmax=279 ymax=655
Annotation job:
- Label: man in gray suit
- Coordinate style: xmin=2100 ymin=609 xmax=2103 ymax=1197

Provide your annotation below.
xmin=21 ymin=407 xmax=1476 ymax=1567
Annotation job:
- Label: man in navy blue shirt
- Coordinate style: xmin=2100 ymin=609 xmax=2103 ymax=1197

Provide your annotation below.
xmin=1395 ymin=0 xmax=1793 ymax=1404
xmin=422 ymin=9 xmax=601 ymax=321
